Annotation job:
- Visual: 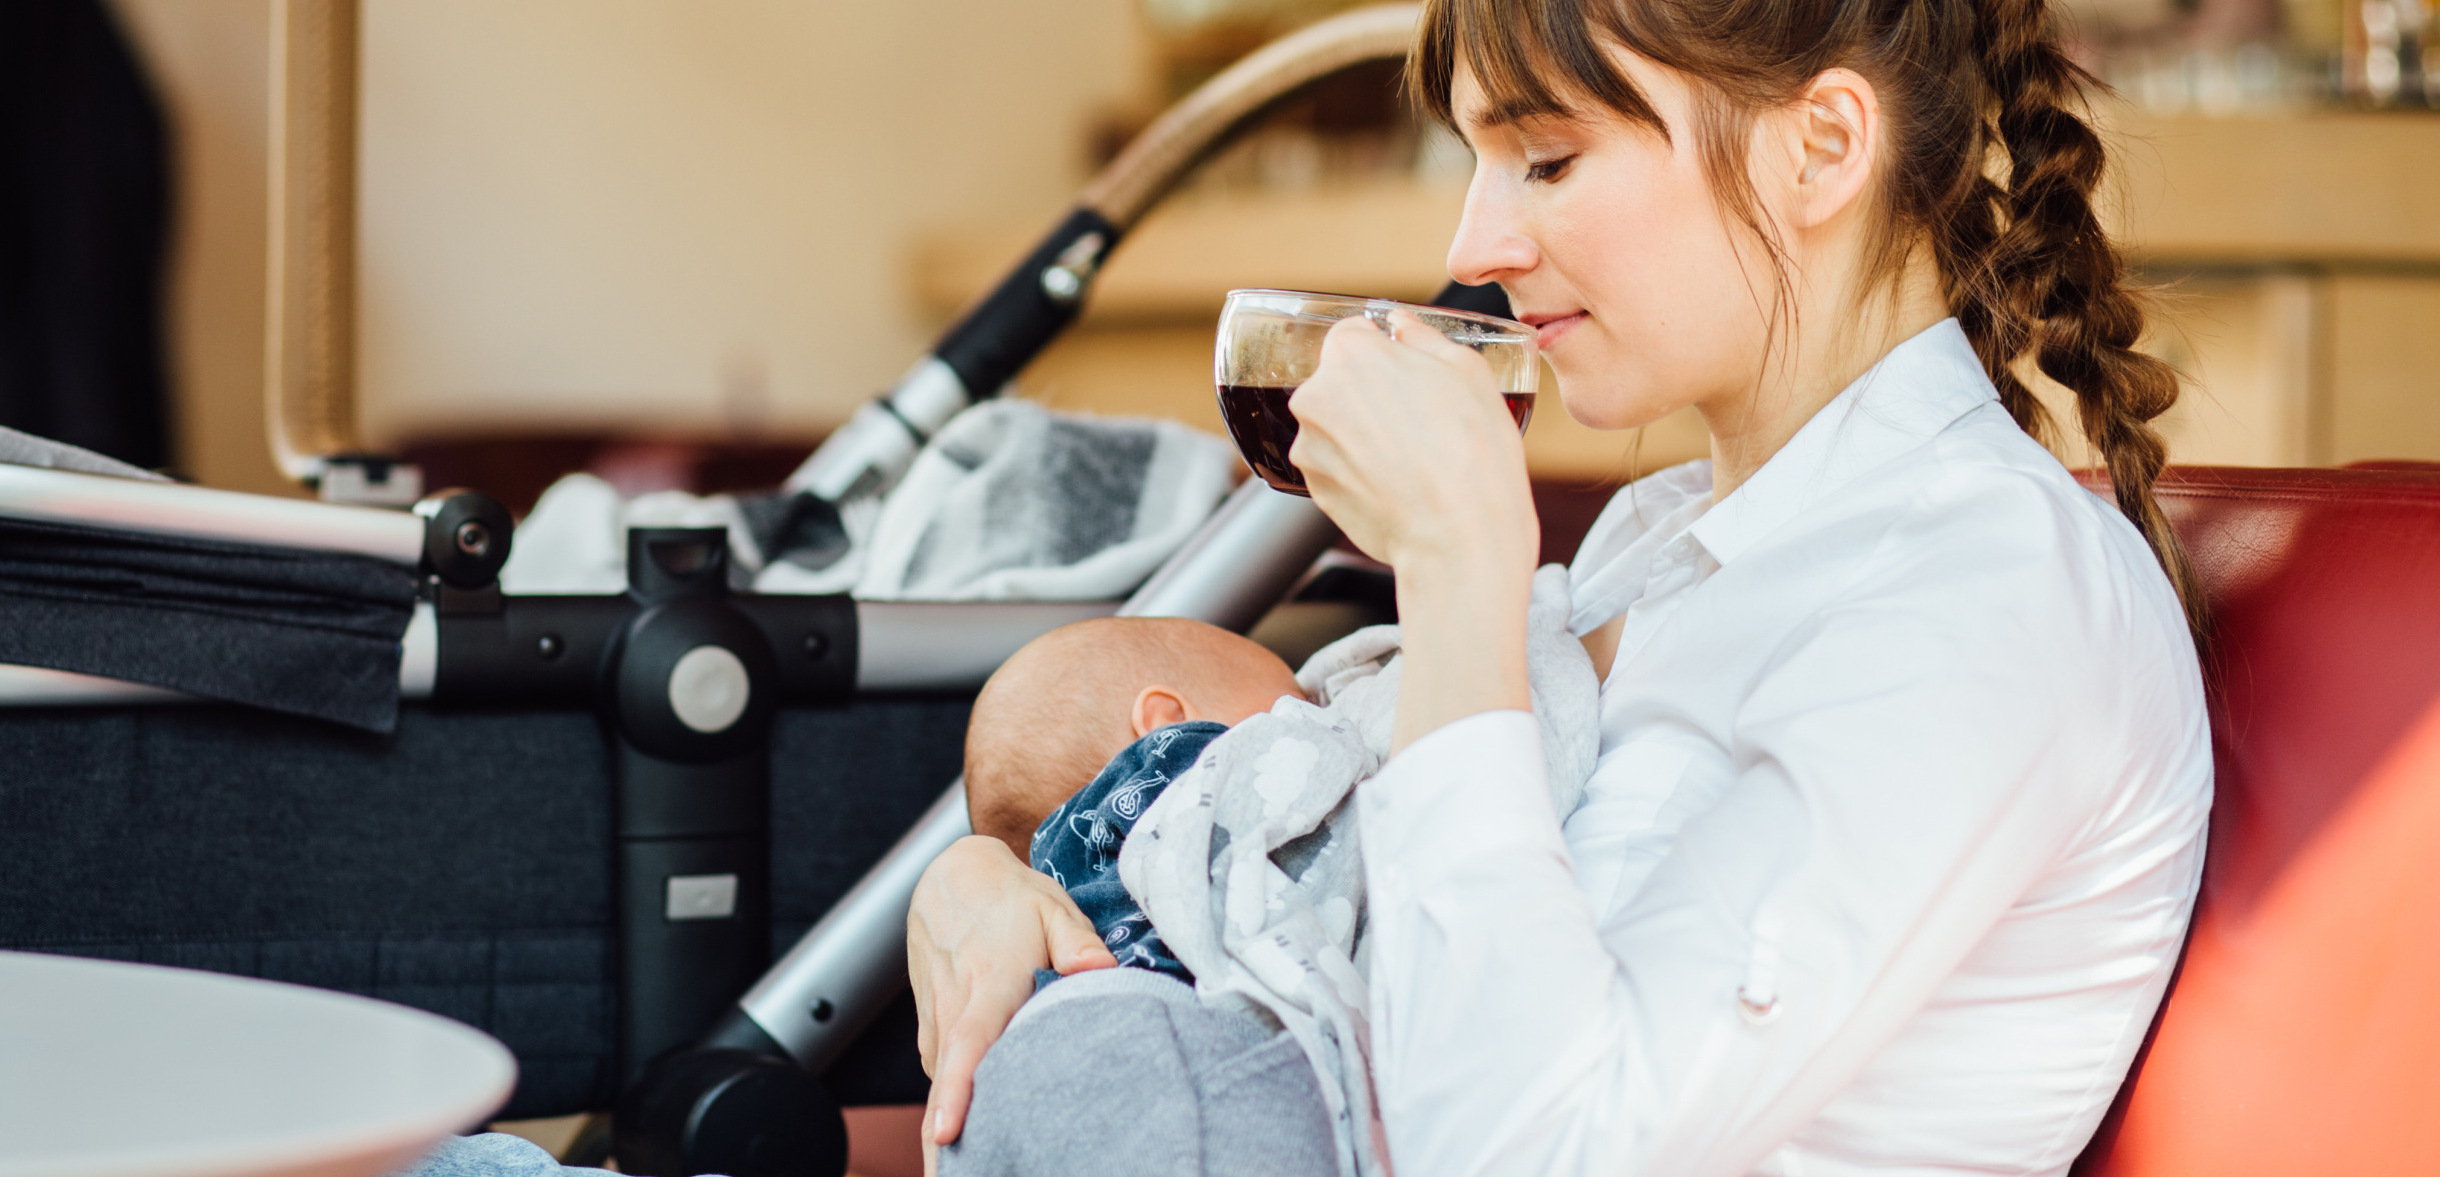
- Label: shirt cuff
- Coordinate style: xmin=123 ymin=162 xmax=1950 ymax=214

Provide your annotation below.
xmin=1359 ymin=709 xmax=1565 ymax=871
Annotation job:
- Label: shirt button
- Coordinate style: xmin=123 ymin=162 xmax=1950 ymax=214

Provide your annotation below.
xmin=1737 ymin=985 xmax=1782 ymax=1025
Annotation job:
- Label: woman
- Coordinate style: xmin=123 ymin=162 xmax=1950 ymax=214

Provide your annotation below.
xmin=909 ymin=0 xmax=2211 ymax=1170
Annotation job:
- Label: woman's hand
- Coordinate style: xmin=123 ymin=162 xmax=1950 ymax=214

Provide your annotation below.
xmin=1289 ymin=310 xmax=1539 ymax=574
xmin=909 ymin=835 xmax=1115 ymax=1156
xmin=1290 ymin=309 xmax=1539 ymax=750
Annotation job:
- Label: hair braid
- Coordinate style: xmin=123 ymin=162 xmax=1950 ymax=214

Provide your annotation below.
xmin=1960 ymin=0 xmax=2206 ymax=638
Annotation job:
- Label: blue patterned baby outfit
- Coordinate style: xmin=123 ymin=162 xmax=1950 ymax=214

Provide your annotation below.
xmin=1031 ymin=720 xmax=1224 ymax=983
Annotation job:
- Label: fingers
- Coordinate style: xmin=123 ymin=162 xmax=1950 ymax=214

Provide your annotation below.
xmin=908 ymin=919 xmax=943 ymax=1074
xmin=927 ymin=1008 xmax=1002 ymax=1145
xmin=1381 ymin=307 xmax=1480 ymax=366
xmin=1322 ymin=310 xmax=1392 ymax=352
xmin=1044 ymin=899 xmax=1120 ymax=974
xmin=914 ymin=994 xmax=941 ymax=1076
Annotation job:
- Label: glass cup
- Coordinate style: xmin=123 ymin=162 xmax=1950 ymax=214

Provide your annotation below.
xmin=1213 ymin=289 xmax=1540 ymax=497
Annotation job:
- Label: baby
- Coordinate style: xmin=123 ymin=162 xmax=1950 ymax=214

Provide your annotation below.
xmin=946 ymin=571 xmax=1595 ymax=1177
xmin=963 ymin=616 xmax=1304 ymax=980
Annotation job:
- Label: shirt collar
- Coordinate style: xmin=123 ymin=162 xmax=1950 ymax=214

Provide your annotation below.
xmin=1685 ymin=318 xmax=1997 ymax=567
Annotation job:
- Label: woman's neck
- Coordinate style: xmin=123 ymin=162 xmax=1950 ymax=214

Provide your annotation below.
xmin=1698 ymin=254 xmax=1949 ymax=503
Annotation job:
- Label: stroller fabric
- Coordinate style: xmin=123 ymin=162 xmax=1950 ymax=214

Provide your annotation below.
xmin=501 ymin=401 xmax=1237 ymax=601
xmin=0 ymin=516 xmax=416 ymax=730
xmin=0 ymin=426 xmax=416 ymax=730
xmin=1119 ymin=565 xmax=1602 ymax=1177
xmin=0 ymin=695 xmax=969 ymax=1117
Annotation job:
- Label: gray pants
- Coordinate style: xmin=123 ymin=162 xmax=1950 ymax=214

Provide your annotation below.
xmin=940 ymin=967 xmax=1337 ymax=1177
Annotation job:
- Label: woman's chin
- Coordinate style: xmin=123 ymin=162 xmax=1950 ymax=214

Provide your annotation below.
xmin=1555 ymin=376 xmax=1685 ymax=433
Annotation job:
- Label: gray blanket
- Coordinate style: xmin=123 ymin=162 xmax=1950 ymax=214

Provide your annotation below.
xmin=1119 ymin=565 xmax=1601 ymax=1177
xmin=500 ymin=401 xmax=1236 ymax=600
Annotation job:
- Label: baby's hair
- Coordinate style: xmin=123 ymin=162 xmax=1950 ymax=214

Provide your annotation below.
xmin=964 ymin=617 xmax=1290 ymax=856
xmin=1412 ymin=0 xmax=2204 ymax=639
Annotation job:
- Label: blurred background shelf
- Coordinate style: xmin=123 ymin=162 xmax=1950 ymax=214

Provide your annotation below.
xmin=2111 ymin=111 xmax=2440 ymax=267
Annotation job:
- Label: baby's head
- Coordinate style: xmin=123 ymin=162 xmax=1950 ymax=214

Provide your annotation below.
xmin=965 ymin=617 xmax=1302 ymax=857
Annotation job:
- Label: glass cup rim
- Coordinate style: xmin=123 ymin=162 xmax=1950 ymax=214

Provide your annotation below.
xmin=1222 ymin=288 xmax=1534 ymax=344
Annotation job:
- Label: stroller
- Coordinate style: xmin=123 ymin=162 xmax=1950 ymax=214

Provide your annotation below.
xmin=0 ymin=5 xmax=1494 ymax=1173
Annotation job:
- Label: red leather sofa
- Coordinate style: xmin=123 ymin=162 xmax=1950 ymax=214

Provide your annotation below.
xmin=2072 ymin=464 xmax=2440 ymax=1176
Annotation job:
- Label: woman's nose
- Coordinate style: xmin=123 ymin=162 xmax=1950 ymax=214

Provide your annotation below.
xmin=1446 ymin=175 xmax=1538 ymax=288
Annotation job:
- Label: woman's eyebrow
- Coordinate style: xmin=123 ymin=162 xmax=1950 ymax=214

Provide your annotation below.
xmin=1466 ymin=99 xmax=1576 ymax=135
xmin=1463 ymin=104 xmax=1523 ymax=134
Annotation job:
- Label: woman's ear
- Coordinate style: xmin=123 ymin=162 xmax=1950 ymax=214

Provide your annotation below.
xmin=1790 ymin=68 xmax=1879 ymax=230
xmin=1130 ymin=686 xmax=1193 ymax=739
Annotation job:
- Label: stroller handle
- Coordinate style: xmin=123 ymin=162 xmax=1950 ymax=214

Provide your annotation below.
xmin=265 ymin=0 xmax=364 ymax=484
xmin=786 ymin=4 xmax=1423 ymax=503
xmin=1079 ymin=3 xmax=1423 ymax=228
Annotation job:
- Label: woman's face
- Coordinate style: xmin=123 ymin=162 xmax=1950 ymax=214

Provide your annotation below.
xmin=1446 ymin=51 xmax=1774 ymax=431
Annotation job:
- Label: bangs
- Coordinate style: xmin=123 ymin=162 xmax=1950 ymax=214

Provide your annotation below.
xmin=1407 ymin=0 xmax=1666 ymax=138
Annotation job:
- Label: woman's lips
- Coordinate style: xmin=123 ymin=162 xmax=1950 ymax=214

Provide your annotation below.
xmin=1522 ymin=311 xmax=1586 ymax=352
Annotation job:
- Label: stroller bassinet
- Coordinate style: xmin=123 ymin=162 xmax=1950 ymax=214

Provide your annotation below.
xmin=0 ymin=5 xmax=1479 ymax=1172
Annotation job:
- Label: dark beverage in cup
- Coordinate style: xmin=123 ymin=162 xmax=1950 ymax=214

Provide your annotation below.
xmin=1217 ymin=384 xmax=1538 ymax=495
xmin=1214 ymin=290 xmax=1541 ymax=498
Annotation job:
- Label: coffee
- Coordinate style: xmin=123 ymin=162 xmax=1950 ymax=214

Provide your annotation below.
xmin=1218 ymin=384 xmax=1536 ymax=496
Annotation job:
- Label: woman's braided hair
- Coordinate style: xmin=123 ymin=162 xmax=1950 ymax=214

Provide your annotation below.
xmin=1413 ymin=0 xmax=2206 ymax=637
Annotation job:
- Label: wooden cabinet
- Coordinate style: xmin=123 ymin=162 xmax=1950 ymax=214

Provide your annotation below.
xmin=2114 ymin=112 xmax=2440 ymax=468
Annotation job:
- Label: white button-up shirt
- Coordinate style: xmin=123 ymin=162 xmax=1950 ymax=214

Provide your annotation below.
xmin=1358 ymin=320 xmax=2211 ymax=1177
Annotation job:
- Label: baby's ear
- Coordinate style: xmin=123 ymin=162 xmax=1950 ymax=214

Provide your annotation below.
xmin=1131 ymin=685 xmax=1193 ymax=738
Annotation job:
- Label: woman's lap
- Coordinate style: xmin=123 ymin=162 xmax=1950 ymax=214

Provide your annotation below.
xmin=941 ymin=968 xmax=1336 ymax=1177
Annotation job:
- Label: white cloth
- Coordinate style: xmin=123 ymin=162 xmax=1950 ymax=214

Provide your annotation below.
xmin=500 ymin=474 xmax=766 ymax=594
xmin=1355 ymin=319 xmax=2212 ymax=1177
xmin=1121 ymin=566 xmax=1602 ymax=1177
xmin=0 ymin=423 xmax=163 ymax=480
xmin=498 ymin=401 xmax=1236 ymax=600
xmin=799 ymin=399 xmax=1236 ymax=600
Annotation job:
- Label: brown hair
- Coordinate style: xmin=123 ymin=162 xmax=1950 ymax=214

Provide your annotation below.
xmin=1410 ymin=0 xmax=2205 ymax=637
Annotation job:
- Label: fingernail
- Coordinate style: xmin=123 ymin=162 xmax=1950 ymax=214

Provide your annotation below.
xmin=926 ymin=1107 xmax=940 ymax=1141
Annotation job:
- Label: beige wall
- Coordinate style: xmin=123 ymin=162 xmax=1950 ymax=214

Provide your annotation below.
xmin=354 ymin=0 xmax=1150 ymax=448
xmin=113 ymin=0 xmax=1152 ymax=491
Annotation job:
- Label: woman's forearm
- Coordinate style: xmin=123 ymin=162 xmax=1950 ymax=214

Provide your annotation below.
xmin=1391 ymin=553 xmax=1534 ymax=753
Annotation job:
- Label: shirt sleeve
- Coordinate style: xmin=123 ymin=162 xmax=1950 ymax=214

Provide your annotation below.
xmin=1357 ymin=599 xmax=2109 ymax=1177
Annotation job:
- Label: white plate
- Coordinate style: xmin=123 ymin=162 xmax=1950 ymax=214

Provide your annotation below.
xmin=0 ymin=951 xmax=516 ymax=1177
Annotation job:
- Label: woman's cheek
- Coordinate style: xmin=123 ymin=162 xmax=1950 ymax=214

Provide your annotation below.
xmin=1547 ymin=261 xmax=1707 ymax=431
xmin=1584 ymin=247 xmax=1768 ymax=427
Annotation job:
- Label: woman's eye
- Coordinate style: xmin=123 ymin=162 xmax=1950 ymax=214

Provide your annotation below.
xmin=1524 ymin=155 xmax=1577 ymax=183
